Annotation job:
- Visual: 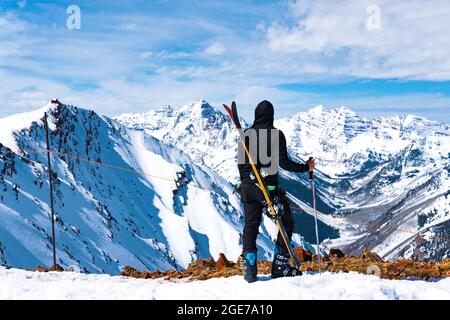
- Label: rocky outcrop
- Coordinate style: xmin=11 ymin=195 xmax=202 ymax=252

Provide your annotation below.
xmin=34 ymin=264 xmax=64 ymax=272
xmin=360 ymin=250 xmax=384 ymax=262
xmin=216 ymin=253 xmax=234 ymax=272
xmin=294 ymin=247 xmax=313 ymax=262
xmin=120 ymin=248 xmax=450 ymax=282
xmin=329 ymin=248 xmax=346 ymax=259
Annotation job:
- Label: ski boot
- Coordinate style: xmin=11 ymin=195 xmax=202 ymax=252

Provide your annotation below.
xmin=241 ymin=251 xmax=257 ymax=283
xmin=271 ymin=247 xmax=302 ymax=278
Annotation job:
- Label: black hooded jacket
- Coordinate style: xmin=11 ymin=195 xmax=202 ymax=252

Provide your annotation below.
xmin=238 ymin=100 xmax=309 ymax=186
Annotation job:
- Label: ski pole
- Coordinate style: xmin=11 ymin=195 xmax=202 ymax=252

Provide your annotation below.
xmin=44 ymin=112 xmax=57 ymax=270
xmin=309 ymin=157 xmax=321 ymax=273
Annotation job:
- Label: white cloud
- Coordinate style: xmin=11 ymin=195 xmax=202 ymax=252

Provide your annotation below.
xmin=203 ymin=43 xmax=226 ymax=56
xmin=140 ymin=51 xmax=191 ymax=61
xmin=0 ymin=14 xmax=29 ymax=60
xmin=139 ymin=51 xmax=153 ymax=59
xmin=0 ymin=13 xmax=27 ymax=35
xmin=0 ymin=4 xmax=449 ymax=123
xmin=265 ymin=0 xmax=450 ymax=80
xmin=155 ymin=51 xmax=191 ymax=60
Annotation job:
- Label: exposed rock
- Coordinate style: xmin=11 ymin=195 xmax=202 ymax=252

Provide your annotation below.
xmin=329 ymin=248 xmax=345 ymax=259
xmin=34 ymin=266 xmax=47 ymax=272
xmin=120 ymin=248 xmax=450 ymax=282
xmin=294 ymin=247 xmax=313 ymax=262
xmin=51 ymin=98 xmax=61 ymax=105
xmin=439 ymin=259 xmax=450 ymax=277
xmin=216 ymin=253 xmax=234 ymax=272
xmin=33 ymin=264 xmax=65 ymax=273
xmin=187 ymin=257 xmax=216 ymax=272
xmin=311 ymin=253 xmax=329 ymax=263
xmin=48 ymin=264 xmax=64 ymax=272
xmin=121 ymin=266 xmax=152 ymax=279
xmin=361 ymin=250 xmax=384 ymax=262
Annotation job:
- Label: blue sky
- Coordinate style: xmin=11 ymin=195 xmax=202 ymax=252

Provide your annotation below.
xmin=1 ymin=0 xmax=450 ymax=122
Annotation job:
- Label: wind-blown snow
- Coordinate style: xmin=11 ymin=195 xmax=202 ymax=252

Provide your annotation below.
xmin=1 ymin=267 xmax=449 ymax=300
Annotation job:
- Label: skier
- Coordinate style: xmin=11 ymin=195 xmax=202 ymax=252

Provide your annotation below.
xmin=238 ymin=100 xmax=315 ymax=283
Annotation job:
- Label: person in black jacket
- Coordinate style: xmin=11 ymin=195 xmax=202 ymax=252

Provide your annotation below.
xmin=238 ymin=100 xmax=314 ymax=283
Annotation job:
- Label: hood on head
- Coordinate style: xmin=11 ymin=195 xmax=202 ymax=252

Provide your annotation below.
xmin=253 ymin=100 xmax=274 ymax=127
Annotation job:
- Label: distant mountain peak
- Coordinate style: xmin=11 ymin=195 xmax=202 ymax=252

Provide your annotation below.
xmin=50 ymin=98 xmax=62 ymax=106
xmin=308 ymin=105 xmax=325 ymax=116
xmin=336 ymin=106 xmax=357 ymax=115
xmin=178 ymin=100 xmax=217 ymax=118
xmin=306 ymin=105 xmax=358 ymax=117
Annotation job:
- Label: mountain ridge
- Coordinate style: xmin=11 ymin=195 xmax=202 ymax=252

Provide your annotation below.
xmin=116 ymin=100 xmax=450 ymax=261
xmin=0 ymin=100 xmax=295 ymax=274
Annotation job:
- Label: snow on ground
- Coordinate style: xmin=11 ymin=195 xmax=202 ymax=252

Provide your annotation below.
xmin=1 ymin=267 xmax=449 ymax=300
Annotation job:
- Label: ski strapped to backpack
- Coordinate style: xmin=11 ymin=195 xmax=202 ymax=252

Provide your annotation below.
xmin=223 ymin=101 xmax=301 ymax=270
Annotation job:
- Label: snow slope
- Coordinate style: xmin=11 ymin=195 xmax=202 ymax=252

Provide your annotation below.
xmin=1 ymin=266 xmax=449 ymax=300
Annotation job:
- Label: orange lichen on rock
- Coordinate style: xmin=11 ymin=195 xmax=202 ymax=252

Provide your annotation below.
xmin=34 ymin=264 xmax=64 ymax=272
xmin=216 ymin=253 xmax=235 ymax=272
xmin=119 ymin=248 xmax=450 ymax=282
xmin=294 ymin=247 xmax=313 ymax=262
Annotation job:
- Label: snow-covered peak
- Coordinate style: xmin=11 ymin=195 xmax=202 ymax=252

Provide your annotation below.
xmin=115 ymin=100 xmax=242 ymax=181
xmin=307 ymin=105 xmax=325 ymax=116
xmin=0 ymin=100 xmax=62 ymax=152
xmin=179 ymin=100 xmax=215 ymax=115
xmin=0 ymin=100 xmax=289 ymax=274
xmin=117 ymin=101 xmax=450 ymax=184
xmin=274 ymin=104 xmax=450 ymax=176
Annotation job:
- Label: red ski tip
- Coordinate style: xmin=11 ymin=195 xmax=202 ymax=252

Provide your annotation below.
xmin=223 ymin=104 xmax=234 ymax=119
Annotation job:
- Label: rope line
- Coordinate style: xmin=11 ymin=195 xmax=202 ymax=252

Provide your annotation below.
xmin=2 ymin=147 xmax=449 ymax=246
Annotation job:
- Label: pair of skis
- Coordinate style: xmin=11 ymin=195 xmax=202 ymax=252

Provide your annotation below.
xmin=223 ymin=102 xmax=302 ymax=270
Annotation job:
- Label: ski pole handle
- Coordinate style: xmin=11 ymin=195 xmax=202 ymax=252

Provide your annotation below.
xmin=308 ymin=156 xmax=314 ymax=180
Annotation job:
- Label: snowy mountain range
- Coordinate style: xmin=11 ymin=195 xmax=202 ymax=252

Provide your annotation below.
xmin=116 ymin=101 xmax=450 ymax=261
xmin=0 ymin=99 xmax=449 ymax=276
xmin=0 ymin=100 xmax=303 ymax=274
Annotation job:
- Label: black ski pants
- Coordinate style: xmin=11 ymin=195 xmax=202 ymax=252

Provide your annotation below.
xmin=240 ymin=183 xmax=295 ymax=253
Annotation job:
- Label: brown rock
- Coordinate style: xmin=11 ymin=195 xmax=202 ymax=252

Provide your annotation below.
xmin=34 ymin=266 xmax=47 ymax=272
xmin=121 ymin=265 xmax=138 ymax=277
xmin=216 ymin=253 xmax=234 ymax=272
xmin=48 ymin=264 xmax=64 ymax=272
xmin=117 ymin=253 xmax=450 ymax=282
xmin=294 ymin=247 xmax=313 ymax=262
xmin=187 ymin=258 xmax=216 ymax=271
xmin=329 ymin=248 xmax=345 ymax=259
xmin=361 ymin=250 xmax=384 ymax=262
xmin=438 ymin=258 xmax=450 ymax=270
xmin=121 ymin=265 xmax=152 ymax=279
